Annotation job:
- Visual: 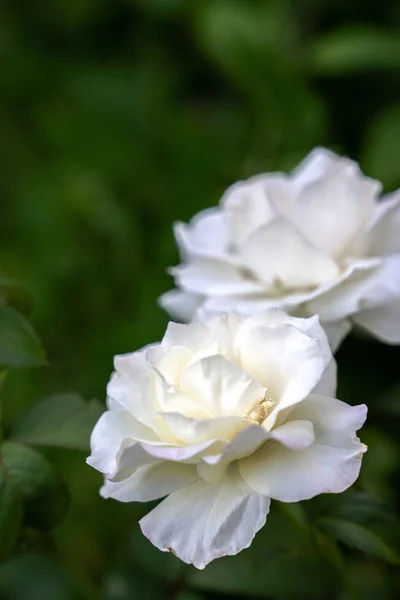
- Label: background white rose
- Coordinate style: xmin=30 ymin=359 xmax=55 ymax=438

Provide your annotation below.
xmin=87 ymin=310 xmax=366 ymax=569
xmin=160 ymin=148 xmax=400 ymax=350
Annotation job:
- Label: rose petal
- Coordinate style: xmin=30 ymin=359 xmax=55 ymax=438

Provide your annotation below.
xmin=87 ymin=410 xmax=160 ymax=477
xmin=291 ymin=147 xmax=346 ymax=190
xmin=269 ymin=420 xmax=315 ymax=450
xmin=139 ymin=439 xmax=226 ymax=464
xmin=161 ymin=320 xmax=213 ymax=351
xmin=158 ymin=289 xmax=203 ymax=322
xmin=174 ymin=209 xmax=233 ymax=261
xmin=160 ymin=411 xmax=252 ymax=445
xmin=305 ymin=258 xmax=379 ymax=322
xmin=313 ymin=358 xmax=337 ymax=397
xmin=366 ymin=193 xmax=400 ymax=256
xmin=222 ymin=175 xmax=280 ymax=246
xmin=171 ymin=259 xmax=265 ymax=297
xmin=237 ymin=323 xmax=325 ymax=423
xmin=198 ymin=420 xmax=314 ymax=483
xmin=321 ymin=320 xmax=352 ymax=353
xmin=236 ymin=310 xmax=332 ymax=369
xmin=240 ymin=394 xmax=367 ymax=502
xmin=140 ymin=467 xmax=270 ymax=569
xmin=240 ymin=217 xmax=339 ymax=289
xmin=146 ymin=345 xmax=192 ymax=388
xmin=353 ymin=301 xmax=400 ymax=343
xmin=179 ymin=354 xmax=266 ymax=418
xmin=101 ymin=460 xmax=197 ymax=503
xmin=291 ymin=148 xmax=380 ymax=260
xmin=107 ymin=349 xmax=152 ymax=425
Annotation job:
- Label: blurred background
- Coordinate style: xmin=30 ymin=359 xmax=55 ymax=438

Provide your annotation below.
xmin=1 ymin=0 xmax=400 ymax=598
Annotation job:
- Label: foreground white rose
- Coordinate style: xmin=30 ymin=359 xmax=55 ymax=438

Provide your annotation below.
xmin=87 ymin=310 xmax=367 ymax=569
xmin=160 ymin=147 xmax=400 ymax=350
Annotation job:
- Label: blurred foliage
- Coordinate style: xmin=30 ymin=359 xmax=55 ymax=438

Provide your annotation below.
xmin=1 ymin=0 xmax=400 ymax=598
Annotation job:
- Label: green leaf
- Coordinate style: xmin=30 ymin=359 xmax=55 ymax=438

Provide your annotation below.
xmin=318 ymin=518 xmax=400 ymax=564
xmin=362 ymin=105 xmax=400 ymax=188
xmin=0 ymin=275 xmax=33 ymax=316
xmin=0 ymin=306 xmax=46 ymax=369
xmin=343 ymin=561 xmax=392 ymax=600
xmin=311 ymin=492 xmax=393 ymax=525
xmin=189 ymin=550 xmax=339 ymax=599
xmin=0 ymin=441 xmax=69 ymax=530
xmin=130 ymin=526 xmax=187 ymax=585
xmin=104 ymin=564 xmax=165 ymax=600
xmin=307 ymin=26 xmax=400 ymax=75
xmin=10 ymin=393 xmax=104 ymax=450
xmin=0 ymin=457 xmax=22 ymax=561
xmin=0 ymin=554 xmax=78 ymax=600
xmin=189 ymin=507 xmax=340 ymax=598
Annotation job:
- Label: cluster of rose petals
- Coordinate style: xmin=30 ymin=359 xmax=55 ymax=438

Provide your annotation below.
xmin=87 ymin=310 xmax=366 ymax=569
xmin=160 ymin=148 xmax=400 ymax=350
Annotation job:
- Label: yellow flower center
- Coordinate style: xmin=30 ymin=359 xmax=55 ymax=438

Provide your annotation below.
xmin=247 ymin=396 xmax=275 ymax=425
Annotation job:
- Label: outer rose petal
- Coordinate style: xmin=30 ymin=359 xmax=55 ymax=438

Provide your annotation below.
xmin=173 ymin=209 xmax=232 ymax=262
xmin=313 ymin=358 xmax=337 ymax=397
xmin=171 ymin=259 xmax=265 ymax=296
xmin=240 ymin=394 xmax=367 ymax=502
xmin=140 ymin=467 xmax=270 ymax=569
xmin=305 ymin=258 xmax=379 ymax=322
xmin=146 ymin=345 xmax=193 ymax=388
xmin=198 ymin=420 xmax=315 ymax=483
xmin=322 ymin=320 xmax=352 ymax=353
xmin=221 ymin=175 xmax=279 ymax=246
xmin=195 ymin=257 xmax=378 ymax=325
xmin=291 ymin=149 xmax=380 ymax=260
xmin=291 ymin=147 xmax=348 ymax=190
xmin=356 ymin=256 xmax=400 ymax=308
xmin=162 ymin=320 xmax=213 ymax=351
xmin=353 ymin=301 xmax=400 ymax=343
xmin=107 ymin=349 xmax=150 ymax=421
xmin=101 ymin=460 xmax=197 ymax=503
xmin=366 ymin=193 xmax=400 ymax=256
xmin=87 ymin=410 xmax=160 ymax=477
xmin=349 ymin=257 xmax=400 ymax=342
xmin=236 ymin=310 xmax=332 ymax=369
xmin=158 ymin=289 xmax=202 ymax=322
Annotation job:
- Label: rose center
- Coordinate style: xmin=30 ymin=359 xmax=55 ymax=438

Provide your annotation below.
xmin=246 ymin=396 xmax=275 ymax=425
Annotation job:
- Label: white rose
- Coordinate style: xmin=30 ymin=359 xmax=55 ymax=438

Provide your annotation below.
xmin=160 ymin=147 xmax=400 ymax=350
xmin=87 ymin=310 xmax=366 ymax=569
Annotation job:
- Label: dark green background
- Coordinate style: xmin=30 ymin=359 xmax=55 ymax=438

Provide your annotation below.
xmin=1 ymin=0 xmax=400 ymax=598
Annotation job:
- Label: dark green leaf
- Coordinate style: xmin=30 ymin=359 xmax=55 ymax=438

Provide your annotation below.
xmin=0 ymin=458 xmax=22 ymax=561
xmin=362 ymin=105 xmax=400 ymax=188
xmin=307 ymin=27 xmax=400 ymax=75
xmin=342 ymin=561 xmax=392 ymax=600
xmin=175 ymin=593 xmax=205 ymax=600
xmin=311 ymin=492 xmax=393 ymax=525
xmin=189 ymin=507 xmax=339 ymax=598
xmin=189 ymin=550 xmax=339 ymax=599
xmin=0 ymin=441 xmax=69 ymax=530
xmin=11 ymin=393 xmax=104 ymax=450
xmin=130 ymin=526 xmax=187 ymax=584
xmin=0 ymin=554 xmax=78 ymax=600
xmin=318 ymin=518 xmax=400 ymax=564
xmin=0 ymin=306 xmax=46 ymax=369
xmin=0 ymin=275 xmax=33 ymax=315
xmin=104 ymin=564 xmax=165 ymax=600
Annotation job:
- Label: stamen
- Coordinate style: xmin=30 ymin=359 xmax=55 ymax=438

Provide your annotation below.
xmin=247 ymin=396 xmax=275 ymax=424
